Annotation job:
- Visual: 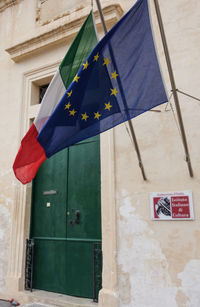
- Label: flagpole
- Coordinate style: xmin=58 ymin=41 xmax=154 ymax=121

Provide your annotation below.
xmin=95 ymin=0 xmax=147 ymax=181
xmin=153 ymin=0 xmax=193 ymax=177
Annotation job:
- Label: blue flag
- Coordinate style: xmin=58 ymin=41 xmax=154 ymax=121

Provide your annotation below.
xmin=38 ymin=0 xmax=167 ymax=158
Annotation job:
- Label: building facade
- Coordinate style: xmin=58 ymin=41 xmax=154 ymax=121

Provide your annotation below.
xmin=0 ymin=0 xmax=200 ymax=306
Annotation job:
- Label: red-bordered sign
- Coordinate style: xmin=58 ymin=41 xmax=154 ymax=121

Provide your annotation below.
xmin=150 ymin=191 xmax=194 ymax=220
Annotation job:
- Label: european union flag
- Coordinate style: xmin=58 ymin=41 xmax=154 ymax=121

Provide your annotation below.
xmin=38 ymin=0 xmax=167 ymax=158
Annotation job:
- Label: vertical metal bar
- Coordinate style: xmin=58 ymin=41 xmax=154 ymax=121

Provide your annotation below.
xmin=153 ymin=0 xmax=193 ymax=177
xmin=25 ymin=239 xmax=28 ymax=290
xmin=93 ymin=242 xmax=97 ymax=302
xmin=30 ymin=239 xmax=34 ymax=292
xmin=95 ymin=0 xmax=147 ymax=180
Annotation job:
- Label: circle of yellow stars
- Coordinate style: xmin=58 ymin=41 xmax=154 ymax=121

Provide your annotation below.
xmin=64 ymin=53 xmax=119 ymax=122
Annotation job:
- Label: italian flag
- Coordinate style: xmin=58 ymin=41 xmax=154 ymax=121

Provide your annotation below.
xmin=13 ymin=12 xmax=98 ymax=184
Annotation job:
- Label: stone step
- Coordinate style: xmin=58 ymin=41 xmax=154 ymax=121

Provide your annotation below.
xmin=20 ymin=290 xmax=97 ymax=307
xmin=21 ymin=305 xmax=54 ymax=307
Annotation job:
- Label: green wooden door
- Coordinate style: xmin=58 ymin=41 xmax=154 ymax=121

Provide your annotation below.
xmin=30 ymin=136 xmax=101 ymax=298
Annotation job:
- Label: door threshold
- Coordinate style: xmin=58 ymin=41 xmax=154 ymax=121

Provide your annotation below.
xmin=21 ymin=290 xmax=97 ymax=307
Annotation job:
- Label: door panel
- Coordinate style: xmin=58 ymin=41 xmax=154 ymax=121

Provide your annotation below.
xmin=65 ymin=240 xmax=94 ymax=298
xmin=67 ymin=140 xmax=101 ymax=239
xmin=31 ymin=149 xmax=68 ymax=238
xmin=33 ymin=239 xmax=68 ymax=294
xmin=30 ymin=136 xmax=101 ymax=298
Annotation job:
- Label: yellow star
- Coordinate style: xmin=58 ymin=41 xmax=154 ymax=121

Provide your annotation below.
xmin=105 ymin=102 xmax=112 ymax=111
xmin=69 ymin=109 xmax=77 ymax=116
xmin=94 ymin=112 xmax=101 ymax=120
xmin=111 ymin=70 xmax=119 ymax=80
xmin=64 ymin=102 xmax=71 ymax=110
xmin=81 ymin=112 xmax=89 ymax=121
xmin=73 ymin=75 xmax=80 ymax=83
xmin=93 ymin=53 xmax=99 ymax=62
xmin=103 ymin=57 xmax=111 ymax=67
xmin=110 ymin=87 xmax=118 ymax=96
xmin=67 ymin=90 xmax=72 ymax=97
xmin=83 ymin=61 xmax=89 ymax=70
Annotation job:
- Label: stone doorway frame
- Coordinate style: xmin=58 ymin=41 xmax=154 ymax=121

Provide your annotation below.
xmin=6 ymin=60 xmax=118 ymax=307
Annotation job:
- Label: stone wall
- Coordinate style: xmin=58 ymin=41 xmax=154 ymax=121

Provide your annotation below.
xmin=115 ymin=0 xmax=200 ymax=306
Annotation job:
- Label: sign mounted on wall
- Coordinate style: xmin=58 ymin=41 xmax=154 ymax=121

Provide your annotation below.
xmin=150 ymin=191 xmax=194 ymax=220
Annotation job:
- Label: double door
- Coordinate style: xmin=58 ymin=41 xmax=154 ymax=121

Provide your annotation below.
xmin=30 ymin=136 xmax=101 ymax=298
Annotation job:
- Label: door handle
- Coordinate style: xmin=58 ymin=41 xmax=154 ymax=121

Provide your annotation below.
xmin=75 ymin=210 xmax=80 ymax=224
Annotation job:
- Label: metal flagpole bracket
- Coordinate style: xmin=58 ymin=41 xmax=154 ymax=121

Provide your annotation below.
xmin=176 ymin=89 xmax=200 ymax=103
xmin=154 ymin=0 xmax=193 ymax=178
xmin=95 ymin=0 xmax=147 ymax=181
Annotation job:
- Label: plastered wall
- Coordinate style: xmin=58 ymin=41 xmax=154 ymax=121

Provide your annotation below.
xmin=115 ymin=0 xmax=200 ymax=306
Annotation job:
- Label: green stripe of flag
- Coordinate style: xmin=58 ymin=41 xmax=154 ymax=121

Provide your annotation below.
xmin=59 ymin=12 xmax=98 ymax=89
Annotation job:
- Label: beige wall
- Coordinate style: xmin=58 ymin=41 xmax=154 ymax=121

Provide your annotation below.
xmin=115 ymin=0 xmax=200 ymax=306
xmin=0 ymin=0 xmax=200 ymax=306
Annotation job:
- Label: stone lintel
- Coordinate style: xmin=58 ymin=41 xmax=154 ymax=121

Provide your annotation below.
xmin=6 ymin=4 xmax=123 ymax=63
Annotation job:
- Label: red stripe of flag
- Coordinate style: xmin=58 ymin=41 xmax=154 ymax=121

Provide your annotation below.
xmin=13 ymin=124 xmax=47 ymax=184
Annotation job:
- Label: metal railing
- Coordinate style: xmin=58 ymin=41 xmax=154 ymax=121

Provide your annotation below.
xmin=25 ymin=239 xmax=34 ymax=292
xmin=93 ymin=242 xmax=102 ymax=302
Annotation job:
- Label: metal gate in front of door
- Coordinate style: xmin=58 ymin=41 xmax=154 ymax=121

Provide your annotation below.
xmin=25 ymin=239 xmax=102 ymax=302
